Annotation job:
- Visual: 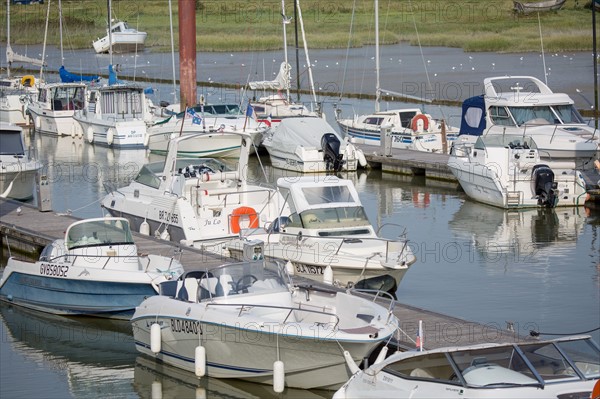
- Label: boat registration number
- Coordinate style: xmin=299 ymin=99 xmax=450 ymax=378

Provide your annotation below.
xmin=40 ymin=263 xmax=69 ymax=278
xmin=295 ymin=264 xmax=323 ymax=275
xmin=158 ymin=210 xmax=179 ymax=224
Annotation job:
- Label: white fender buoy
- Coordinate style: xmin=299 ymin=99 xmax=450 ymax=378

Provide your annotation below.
xmin=143 ymin=132 xmax=150 ymax=147
xmin=195 ymin=345 xmax=206 ymax=377
xmin=87 ymin=126 xmax=94 ymax=143
xmin=106 ymin=128 xmax=115 ymax=146
xmin=195 ymin=387 xmax=207 ymax=399
xmin=374 ymin=345 xmax=388 ymax=365
xmin=343 ymin=350 xmax=360 ymax=374
xmin=151 ymin=381 xmax=162 ymax=399
xmin=323 ymin=264 xmax=333 ymax=285
xmin=285 ymin=261 xmax=295 ymax=276
xmin=34 ymin=115 xmax=41 ymax=130
xmin=160 ymin=229 xmax=170 ymax=241
xmin=70 ymin=124 xmax=76 ymax=138
xmin=150 ymin=323 xmax=161 ymax=353
xmin=357 ymin=149 xmax=367 ymax=168
xmin=140 ymin=219 xmax=150 ymax=236
xmin=273 ymin=360 xmax=285 ymax=393
xmin=76 ymin=123 xmax=83 ymax=139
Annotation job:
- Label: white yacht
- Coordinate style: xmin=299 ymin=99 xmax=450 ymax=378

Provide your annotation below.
xmin=456 ymin=76 xmax=598 ymax=170
xmin=262 ymin=117 xmax=366 ymax=173
xmin=28 ymin=81 xmax=87 ymax=137
xmin=101 ymin=131 xmax=288 ymax=246
xmin=225 ymin=176 xmax=417 ymax=293
xmin=0 ymin=122 xmax=41 ymax=200
xmin=448 ymin=134 xmax=591 ymax=208
xmin=93 ymin=20 xmax=147 ymax=54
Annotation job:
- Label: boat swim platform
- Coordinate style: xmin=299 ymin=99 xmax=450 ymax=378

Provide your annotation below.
xmin=0 ymin=198 xmax=532 ymax=349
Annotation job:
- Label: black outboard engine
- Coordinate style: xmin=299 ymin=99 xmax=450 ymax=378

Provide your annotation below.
xmin=531 ymin=164 xmax=558 ymax=207
xmin=321 ymin=133 xmax=344 ymax=172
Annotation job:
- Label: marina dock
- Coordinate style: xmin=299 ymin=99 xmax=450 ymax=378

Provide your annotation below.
xmin=0 ymin=198 xmax=529 ymax=350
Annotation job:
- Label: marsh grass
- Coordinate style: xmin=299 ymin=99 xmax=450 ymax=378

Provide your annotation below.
xmin=1 ymin=0 xmax=597 ymax=52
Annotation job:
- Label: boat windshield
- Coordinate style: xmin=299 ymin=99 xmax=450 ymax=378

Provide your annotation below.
xmin=66 ymin=219 xmax=133 ymax=249
xmin=134 ymin=163 xmax=164 ymax=189
xmin=0 ymin=130 xmax=24 ymax=155
xmin=474 ymin=135 xmax=537 ymax=150
xmin=507 ymin=105 xmax=585 ymax=126
xmin=195 ymin=261 xmax=288 ymax=301
xmin=297 ymin=206 xmax=370 ymax=230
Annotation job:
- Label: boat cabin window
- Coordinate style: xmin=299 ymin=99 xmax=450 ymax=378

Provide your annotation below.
xmin=363 ymin=117 xmax=385 ymax=126
xmin=508 ymin=106 xmax=556 ymax=126
xmin=134 ymin=164 xmax=162 ymax=189
xmin=52 ymin=86 xmax=85 ymax=111
xmin=0 ymin=130 xmax=24 ymax=155
xmin=66 ymin=219 xmax=134 ymax=249
xmin=489 ymin=106 xmax=514 ymax=126
xmin=552 ymin=104 xmax=585 ymax=124
xmin=299 ymin=206 xmax=369 ymax=230
xmin=383 ymin=353 xmax=457 ymax=383
xmin=301 ymin=185 xmax=355 ymax=205
xmin=101 ymin=89 xmax=143 ymax=116
xmin=399 ymin=111 xmax=418 ymax=128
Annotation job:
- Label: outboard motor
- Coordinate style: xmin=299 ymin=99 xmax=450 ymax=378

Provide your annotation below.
xmin=321 ymin=133 xmax=344 ymax=172
xmin=531 ymin=164 xmax=558 ymax=207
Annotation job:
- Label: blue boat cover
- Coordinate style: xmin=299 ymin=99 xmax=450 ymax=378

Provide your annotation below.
xmin=59 ymin=66 xmax=99 ymax=83
xmin=459 ymin=95 xmax=486 ymax=136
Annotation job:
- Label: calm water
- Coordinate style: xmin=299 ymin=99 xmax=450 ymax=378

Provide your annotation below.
xmin=2 ymin=42 xmax=599 ymax=397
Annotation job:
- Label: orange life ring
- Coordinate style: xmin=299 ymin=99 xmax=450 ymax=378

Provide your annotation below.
xmin=230 ymin=206 xmax=259 ymax=234
xmin=411 ymin=114 xmax=429 ymax=132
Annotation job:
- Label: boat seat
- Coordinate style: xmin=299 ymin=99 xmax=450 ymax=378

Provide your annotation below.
xmin=410 ymin=368 xmax=435 ymax=379
xmin=176 ymin=278 xmax=199 ymax=302
xmin=198 ymin=277 xmax=219 ymax=300
xmin=218 ymin=274 xmax=235 ymax=296
xmin=159 ymin=280 xmax=178 ymax=297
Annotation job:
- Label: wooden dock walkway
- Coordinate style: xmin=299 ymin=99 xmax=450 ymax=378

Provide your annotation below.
xmin=0 ymin=198 xmax=528 ymax=349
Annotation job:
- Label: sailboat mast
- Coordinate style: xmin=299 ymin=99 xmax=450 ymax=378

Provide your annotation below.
xmin=39 ymin=0 xmax=51 ymax=81
xmin=293 ymin=0 xmax=301 ymax=102
xmin=295 ymin=0 xmax=317 ymax=106
xmin=375 ymin=0 xmax=380 ymax=112
xmin=108 ymin=0 xmax=113 ymax=65
xmin=59 ymin=0 xmax=64 ymax=65
xmin=6 ymin=0 xmax=10 ymax=77
xmin=281 ymin=0 xmax=290 ymax=101
xmin=168 ymin=0 xmax=177 ymax=105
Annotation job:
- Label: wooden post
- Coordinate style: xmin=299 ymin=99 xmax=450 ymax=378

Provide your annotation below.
xmin=441 ymin=119 xmax=448 ymax=154
xmin=178 ymin=0 xmax=196 ymax=109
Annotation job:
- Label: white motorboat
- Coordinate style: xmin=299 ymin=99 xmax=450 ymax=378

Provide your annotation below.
xmin=262 ymin=117 xmax=366 ymax=173
xmin=74 ymin=81 xmax=153 ymax=148
xmin=0 ymin=217 xmax=184 ymax=319
xmin=131 ymin=250 xmax=400 ymax=390
xmin=457 ymin=76 xmax=599 ymax=170
xmin=28 ymin=81 xmax=87 ymax=137
xmin=334 ymin=335 xmax=600 ymax=399
xmin=147 ymin=103 xmax=267 ymax=157
xmin=448 ymin=134 xmax=591 ymax=208
xmin=0 ymin=122 xmax=41 ymax=200
xmin=337 ymin=108 xmax=459 ymax=153
xmin=225 ymin=176 xmax=416 ymax=293
xmin=101 ymin=131 xmax=288 ymax=246
xmin=93 ymin=20 xmax=147 ymax=54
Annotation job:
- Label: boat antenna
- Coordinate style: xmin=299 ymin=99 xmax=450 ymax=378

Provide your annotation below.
xmin=538 ymin=12 xmax=548 ymax=85
xmin=375 ymin=0 xmax=380 ymax=112
xmin=593 ymin=1 xmax=599 ymax=130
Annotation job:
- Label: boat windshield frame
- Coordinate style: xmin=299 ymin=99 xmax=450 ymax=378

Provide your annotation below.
xmin=293 ymin=206 xmax=370 ymax=230
xmin=474 ymin=135 xmax=538 ymax=151
xmin=66 ymin=218 xmax=134 ymax=250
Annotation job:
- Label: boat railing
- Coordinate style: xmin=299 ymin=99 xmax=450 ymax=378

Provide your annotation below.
xmin=48 ymin=253 xmax=139 ymax=270
xmin=349 ymin=287 xmax=396 ymax=314
xmin=205 ymin=302 xmax=340 ymax=329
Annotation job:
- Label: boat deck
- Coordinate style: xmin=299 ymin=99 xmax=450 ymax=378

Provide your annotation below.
xmin=0 ymin=198 xmax=532 ymax=349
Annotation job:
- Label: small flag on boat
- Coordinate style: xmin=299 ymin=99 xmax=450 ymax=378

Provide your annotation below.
xmin=416 ymin=320 xmax=424 ymax=351
xmin=265 ymin=114 xmax=272 ymax=127
xmin=246 ymin=103 xmax=256 ymax=120
xmin=186 ymin=108 xmax=202 ymax=125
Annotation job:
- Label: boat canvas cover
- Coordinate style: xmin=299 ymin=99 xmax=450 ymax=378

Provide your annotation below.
xmin=460 ymin=95 xmax=486 ymax=136
xmin=59 ymin=66 xmax=99 ymax=83
xmin=270 ymin=117 xmax=343 ymax=153
xmin=277 ymin=176 xmax=361 ymax=214
xmin=248 ymin=62 xmax=290 ymax=90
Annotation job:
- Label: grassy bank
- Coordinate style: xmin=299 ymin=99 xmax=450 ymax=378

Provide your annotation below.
xmin=2 ymin=0 xmax=597 ymax=52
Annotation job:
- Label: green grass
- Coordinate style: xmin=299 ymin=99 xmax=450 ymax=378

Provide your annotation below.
xmin=1 ymin=0 xmax=597 ymax=52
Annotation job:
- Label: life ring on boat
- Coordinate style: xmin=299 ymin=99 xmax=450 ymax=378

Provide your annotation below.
xmin=411 ymin=114 xmax=429 ymax=133
xmin=87 ymin=126 xmax=94 ymax=143
xmin=106 ymin=128 xmax=115 ymax=146
xmin=230 ymin=206 xmax=259 ymax=234
xmin=21 ymin=75 xmax=35 ymax=87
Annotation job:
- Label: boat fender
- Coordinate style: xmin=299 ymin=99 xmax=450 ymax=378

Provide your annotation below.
xmin=374 ymin=345 xmax=388 ymax=365
xmin=107 ymin=128 xmax=115 ymax=146
xmin=76 ymin=124 xmax=83 ymax=139
xmin=21 ymin=75 xmax=35 ymax=87
xmin=285 ymin=261 xmax=295 ymax=276
xmin=34 ymin=115 xmax=41 ymax=131
xmin=273 ymin=360 xmax=285 ymax=393
xmin=150 ymin=323 xmax=161 ymax=353
xmin=323 ymin=265 xmax=333 ymax=285
xmin=160 ymin=229 xmax=170 ymax=241
xmin=343 ymin=350 xmax=360 ymax=374
xmin=140 ymin=219 xmax=150 ymax=235
xmin=411 ymin=114 xmax=429 ymax=132
xmin=151 ymin=381 xmax=162 ymax=399
xmin=195 ymin=346 xmax=206 ymax=377
xmin=87 ymin=127 xmax=94 ymax=143
xmin=70 ymin=124 xmax=76 ymax=138
xmin=143 ymin=132 xmax=150 ymax=147
xmin=230 ymin=206 xmax=259 ymax=234
xmin=357 ymin=148 xmax=367 ymax=168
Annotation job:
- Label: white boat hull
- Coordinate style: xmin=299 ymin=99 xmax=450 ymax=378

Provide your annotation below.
xmin=266 ymin=146 xmax=359 ymax=173
xmin=148 ymin=131 xmax=248 ymax=158
xmin=93 ymin=32 xmax=147 ymax=54
xmin=0 ymin=93 xmax=30 ymax=125
xmin=29 ymin=107 xmax=82 ymax=137
xmin=76 ymin=117 xmax=147 ymax=148
xmin=0 ymin=166 xmax=39 ymax=200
